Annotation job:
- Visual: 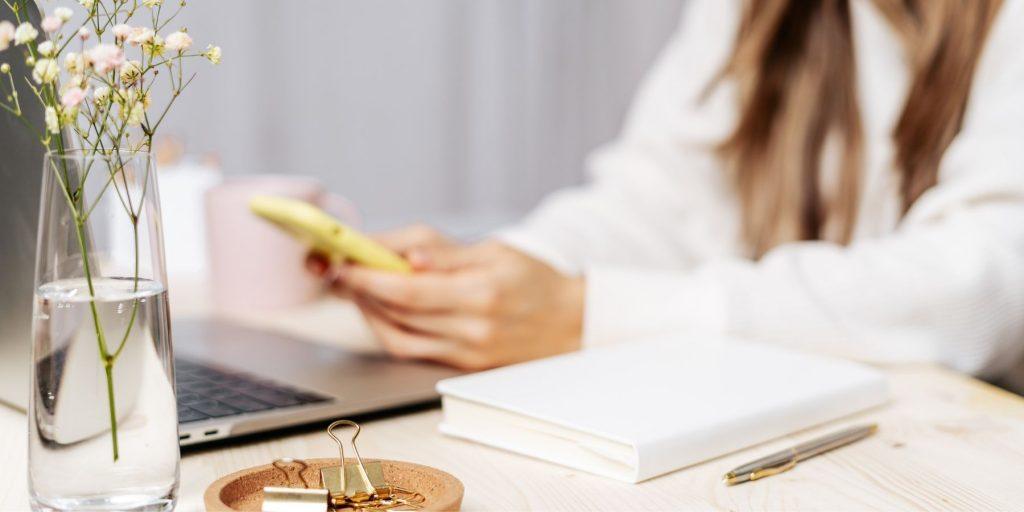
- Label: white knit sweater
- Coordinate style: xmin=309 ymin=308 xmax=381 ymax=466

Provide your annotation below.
xmin=498 ymin=0 xmax=1024 ymax=377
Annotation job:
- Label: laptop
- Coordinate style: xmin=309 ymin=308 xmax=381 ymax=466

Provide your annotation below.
xmin=0 ymin=2 xmax=460 ymax=447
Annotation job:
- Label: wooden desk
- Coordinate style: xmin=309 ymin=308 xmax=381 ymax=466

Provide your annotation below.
xmin=3 ymin=295 xmax=1024 ymax=510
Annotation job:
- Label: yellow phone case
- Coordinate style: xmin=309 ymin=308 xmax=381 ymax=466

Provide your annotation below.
xmin=249 ymin=195 xmax=412 ymax=273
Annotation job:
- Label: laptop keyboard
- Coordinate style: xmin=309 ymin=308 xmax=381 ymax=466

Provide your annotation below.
xmin=175 ymin=358 xmax=332 ymax=424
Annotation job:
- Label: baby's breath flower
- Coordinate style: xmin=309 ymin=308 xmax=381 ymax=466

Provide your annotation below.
xmin=32 ymin=58 xmax=58 ymax=84
xmin=59 ymin=105 xmax=77 ymax=128
xmin=143 ymin=0 xmax=163 ymax=7
xmin=77 ymin=27 xmax=91 ymax=41
xmin=93 ymin=85 xmax=111 ymax=105
xmin=87 ymin=44 xmax=125 ymax=73
xmin=120 ymin=60 xmax=143 ymax=86
xmin=165 ymin=31 xmax=192 ymax=52
xmin=0 ymin=21 xmax=14 ymax=51
xmin=41 ymin=16 xmax=62 ymax=34
xmin=112 ymin=24 xmax=133 ymax=42
xmin=121 ymin=100 xmax=145 ymax=126
xmin=68 ymin=75 xmax=86 ymax=89
xmin=78 ymin=0 xmax=95 ymax=9
xmin=44 ymin=106 xmax=59 ymax=134
xmin=143 ymin=35 xmax=165 ymax=58
xmin=14 ymin=22 xmax=38 ymax=45
xmin=202 ymin=44 xmax=221 ymax=65
xmin=55 ymin=7 xmax=74 ymax=23
xmin=122 ymin=88 xmax=150 ymax=109
xmin=128 ymin=27 xmax=155 ymax=47
xmin=61 ymin=86 xmax=88 ymax=109
xmin=25 ymin=55 xmax=34 ymax=66
xmin=0 ymin=63 xmax=10 ymax=74
xmin=64 ymin=52 xmax=85 ymax=74
xmin=37 ymin=40 xmax=56 ymax=57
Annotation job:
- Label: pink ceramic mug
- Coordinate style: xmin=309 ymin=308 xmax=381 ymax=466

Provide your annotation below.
xmin=204 ymin=175 xmax=359 ymax=313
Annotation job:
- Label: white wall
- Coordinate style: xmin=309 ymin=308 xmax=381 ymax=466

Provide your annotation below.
xmin=161 ymin=0 xmax=686 ymax=235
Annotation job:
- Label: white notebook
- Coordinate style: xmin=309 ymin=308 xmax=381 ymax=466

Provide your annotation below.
xmin=436 ymin=338 xmax=888 ymax=483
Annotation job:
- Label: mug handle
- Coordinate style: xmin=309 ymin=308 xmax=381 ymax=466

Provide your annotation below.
xmin=320 ymin=192 xmax=362 ymax=228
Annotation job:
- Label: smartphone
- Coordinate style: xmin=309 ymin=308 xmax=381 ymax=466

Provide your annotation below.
xmin=249 ymin=195 xmax=412 ymax=273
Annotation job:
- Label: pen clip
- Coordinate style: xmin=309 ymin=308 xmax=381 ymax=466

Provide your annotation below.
xmin=748 ymin=448 xmax=798 ymax=482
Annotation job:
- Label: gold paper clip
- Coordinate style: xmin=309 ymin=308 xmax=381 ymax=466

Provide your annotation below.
xmin=262 ymin=458 xmax=329 ymax=512
xmin=320 ymin=420 xmax=388 ymax=507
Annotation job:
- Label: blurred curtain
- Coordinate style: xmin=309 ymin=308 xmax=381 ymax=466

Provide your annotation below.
xmin=164 ymin=0 xmax=686 ymax=233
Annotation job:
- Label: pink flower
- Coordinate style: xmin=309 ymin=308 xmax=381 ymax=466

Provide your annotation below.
xmin=112 ymin=24 xmax=133 ymax=41
xmin=164 ymin=31 xmax=192 ymax=52
xmin=77 ymin=27 xmax=91 ymax=41
xmin=0 ymin=21 xmax=15 ymax=51
xmin=40 ymin=15 xmax=62 ymax=33
xmin=61 ymin=87 xmax=88 ymax=109
xmin=87 ymin=44 xmax=125 ymax=74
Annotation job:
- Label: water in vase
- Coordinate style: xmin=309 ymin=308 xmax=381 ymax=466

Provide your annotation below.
xmin=29 ymin=277 xmax=179 ymax=512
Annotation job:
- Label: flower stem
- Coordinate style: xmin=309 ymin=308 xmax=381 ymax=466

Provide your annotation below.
xmin=72 ymin=214 xmax=119 ymax=461
xmin=111 ymin=221 xmax=141 ymax=362
xmin=103 ymin=359 xmax=120 ymax=461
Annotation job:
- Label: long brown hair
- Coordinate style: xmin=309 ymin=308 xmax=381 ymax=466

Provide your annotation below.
xmin=715 ymin=0 xmax=1003 ymax=258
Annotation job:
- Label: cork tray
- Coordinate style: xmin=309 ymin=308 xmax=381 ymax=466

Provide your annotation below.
xmin=204 ymin=458 xmax=464 ymax=511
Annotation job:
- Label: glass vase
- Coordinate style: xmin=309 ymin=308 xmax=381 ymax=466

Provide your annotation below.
xmin=29 ymin=150 xmax=179 ymax=512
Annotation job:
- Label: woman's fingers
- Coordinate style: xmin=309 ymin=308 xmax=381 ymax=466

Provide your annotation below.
xmin=372 ymin=306 xmax=493 ymax=346
xmin=343 ymin=243 xmax=506 ymax=310
xmin=309 ymin=224 xmax=457 ymax=280
xmin=361 ymin=308 xmax=453 ymax=361
xmin=357 ymin=297 xmax=486 ymax=369
xmin=407 ymin=243 xmax=491 ymax=272
xmin=306 ymin=253 xmax=355 ymax=298
xmin=373 ymin=224 xmax=454 ymax=271
xmin=342 ymin=266 xmax=494 ymax=313
xmin=305 ymin=252 xmax=330 ymax=276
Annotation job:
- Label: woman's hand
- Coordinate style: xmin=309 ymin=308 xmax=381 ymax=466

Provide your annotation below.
xmin=305 ymin=224 xmax=454 ymax=296
xmin=348 ymin=240 xmax=585 ymax=370
xmin=308 ymin=226 xmax=584 ymax=370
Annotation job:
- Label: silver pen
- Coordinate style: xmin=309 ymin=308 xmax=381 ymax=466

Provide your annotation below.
xmin=723 ymin=424 xmax=878 ymax=485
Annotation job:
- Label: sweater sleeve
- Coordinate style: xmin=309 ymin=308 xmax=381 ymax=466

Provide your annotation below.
xmin=585 ymin=3 xmax=1024 ymax=377
xmin=495 ymin=0 xmax=744 ymax=275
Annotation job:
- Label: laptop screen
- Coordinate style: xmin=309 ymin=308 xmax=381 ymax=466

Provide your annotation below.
xmin=0 ymin=0 xmax=46 ymax=408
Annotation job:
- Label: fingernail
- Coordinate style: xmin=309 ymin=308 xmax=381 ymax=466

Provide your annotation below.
xmin=305 ymin=257 xmax=327 ymax=275
xmin=407 ymin=249 xmax=430 ymax=270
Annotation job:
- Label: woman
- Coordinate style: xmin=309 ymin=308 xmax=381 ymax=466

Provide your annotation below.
xmin=309 ymin=0 xmax=1024 ymax=377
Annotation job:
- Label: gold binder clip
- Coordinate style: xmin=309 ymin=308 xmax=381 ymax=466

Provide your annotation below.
xmin=320 ymin=420 xmax=388 ymax=507
xmin=262 ymin=458 xmax=329 ymax=512
xmin=375 ymin=485 xmax=426 ymax=510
